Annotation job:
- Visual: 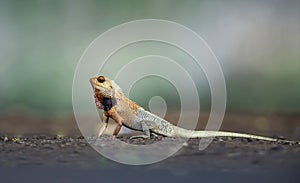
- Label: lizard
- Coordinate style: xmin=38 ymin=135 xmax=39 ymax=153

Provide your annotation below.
xmin=89 ymin=75 xmax=299 ymax=144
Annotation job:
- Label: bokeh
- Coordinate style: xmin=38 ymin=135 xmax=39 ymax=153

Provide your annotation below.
xmin=0 ymin=0 xmax=299 ymax=137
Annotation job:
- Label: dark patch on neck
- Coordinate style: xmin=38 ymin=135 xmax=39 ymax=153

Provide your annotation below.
xmin=102 ymin=97 xmax=117 ymax=111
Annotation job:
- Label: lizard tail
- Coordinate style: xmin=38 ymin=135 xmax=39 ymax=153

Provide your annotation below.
xmin=172 ymin=126 xmax=298 ymax=143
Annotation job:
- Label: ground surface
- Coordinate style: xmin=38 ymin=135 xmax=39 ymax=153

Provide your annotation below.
xmin=1 ymin=112 xmax=299 ymax=182
xmin=1 ymin=135 xmax=299 ymax=183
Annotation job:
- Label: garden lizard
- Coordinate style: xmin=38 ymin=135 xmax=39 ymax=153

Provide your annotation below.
xmin=89 ymin=75 xmax=298 ymax=144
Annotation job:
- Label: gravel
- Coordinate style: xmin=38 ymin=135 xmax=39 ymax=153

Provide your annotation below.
xmin=1 ymin=135 xmax=299 ymax=183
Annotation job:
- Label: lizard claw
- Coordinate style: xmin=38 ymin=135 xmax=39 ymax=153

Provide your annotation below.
xmin=150 ymin=132 xmax=158 ymax=138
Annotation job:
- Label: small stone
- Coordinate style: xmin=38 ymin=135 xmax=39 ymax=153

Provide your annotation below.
xmin=227 ymin=152 xmax=240 ymax=158
xmin=12 ymin=137 xmax=18 ymax=143
xmin=73 ymin=150 xmax=80 ymax=154
xmin=43 ymin=145 xmax=54 ymax=150
xmin=11 ymin=137 xmax=24 ymax=144
xmin=77 ymin=136 xmax=84 ymax=139
xmin=218 ymin=138 xmax=224 ymax=142
xmin=182 ymin=142 xmax=189 ymax=147
xmin=269 ymin=145 xmax=283 ymax=151
xmin=16 ymin=140 xmax=24 ymax=144
xmin=3 ymin=136 xmax=8 ymax=142
xmin=241 ymin=138 xmax=253 ymax=143
xmin=55 ymin=134 xmax=64 ymax=139
xmin=258 ymin=150 xmax=266 ymax=155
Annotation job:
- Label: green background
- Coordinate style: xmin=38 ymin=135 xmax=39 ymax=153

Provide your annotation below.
xmin=0 ymin=0 xmax=299 ymax=115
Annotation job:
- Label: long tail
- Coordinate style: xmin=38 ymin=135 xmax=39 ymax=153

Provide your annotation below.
xmin=172 ymin=126 xmax=298 ymax=144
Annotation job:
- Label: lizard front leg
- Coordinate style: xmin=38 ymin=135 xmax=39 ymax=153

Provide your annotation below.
xmin=107 ymin=107 xmax=124 ymax=137
xmin=97 ymin=112 xmax=109 ymax=137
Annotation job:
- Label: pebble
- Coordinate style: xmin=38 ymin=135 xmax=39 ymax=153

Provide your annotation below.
xmin=258 ymin=150 xmax=266 ymax=155
xmin=227 ymin=152 xmax=241 ymax=158
xmin=269 ymin=145 xmax=283 ymax=151
xmin=241 ymin=138 xmax=253 ymax=143
xmin=182 ymin=142 xmax=189 ymax=147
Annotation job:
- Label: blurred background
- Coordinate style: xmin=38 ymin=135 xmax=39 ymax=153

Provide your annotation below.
xmin=0 ymin=0 xmax=299 ymax=139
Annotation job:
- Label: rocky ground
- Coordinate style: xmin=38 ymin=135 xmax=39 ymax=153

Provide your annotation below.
xmin=1 ymin=111 xmax=299 ymax=182
xmin=0 ymin=135 xmax=299 ymax=183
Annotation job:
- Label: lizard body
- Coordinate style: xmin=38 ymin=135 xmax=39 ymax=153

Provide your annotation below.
xmin=89 ymin=75 xmax=298 ymax=143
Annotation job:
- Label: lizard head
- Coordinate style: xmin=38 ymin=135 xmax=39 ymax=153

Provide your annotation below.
xmin=89 ymin=75 xmax=114 ymax=98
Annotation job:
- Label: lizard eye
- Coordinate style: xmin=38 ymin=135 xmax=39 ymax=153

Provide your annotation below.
xmin=97 ymin=76 xmax=105 ymax=83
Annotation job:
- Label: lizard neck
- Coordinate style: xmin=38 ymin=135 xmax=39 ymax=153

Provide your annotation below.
xmin=113 ymin=87 xmax=141 ymax=113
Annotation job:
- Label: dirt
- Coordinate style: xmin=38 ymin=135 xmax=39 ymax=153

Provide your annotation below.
xmin=0 ymin=135 xmax=299 ymax=183
xmin=0 ymin=112 xmax=299 ymax=182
